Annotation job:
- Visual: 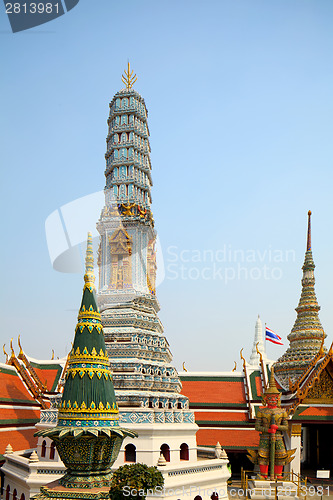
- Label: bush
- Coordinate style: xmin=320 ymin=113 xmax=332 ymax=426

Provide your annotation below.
xmin=109 ymin=463 xmax=164 ymax=500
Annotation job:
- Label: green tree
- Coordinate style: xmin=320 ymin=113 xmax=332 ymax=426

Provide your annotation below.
xmin=109 ymin=463 xmax=164 ymax=500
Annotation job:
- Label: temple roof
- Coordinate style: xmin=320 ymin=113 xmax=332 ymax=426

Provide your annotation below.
xmin=0 ymin=360 xmax=65 ymax=457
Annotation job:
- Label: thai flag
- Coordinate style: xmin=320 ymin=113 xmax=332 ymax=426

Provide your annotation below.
xmin=266 ymin=327 xmax=283 ymax=345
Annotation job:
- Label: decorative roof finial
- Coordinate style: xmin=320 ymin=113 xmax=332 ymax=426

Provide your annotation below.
xmin=3 ymin=344 xmax=8 ymax=364
xmin=10 ymin=338 xmax=14 ymax=356
xmin=84 ymin=232 xmax=95 ymax=288
xmin=18 ymin=335 xmax=24 ymax=357
xmin=307 ymin=210 xmax=312 ymax=251
xmin=121 ymin=62 xmax=137 ymax=90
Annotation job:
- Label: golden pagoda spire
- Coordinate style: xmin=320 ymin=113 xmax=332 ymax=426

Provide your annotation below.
xmin=84 ymin=232 xmax=95 ymax=289
xmin=121 ymin=62 xmax=137 ymax=90
xmin=265 ymin=366 xmax=279 ymax=394
xmin=307 ymin=210 xmax=312 ymax=251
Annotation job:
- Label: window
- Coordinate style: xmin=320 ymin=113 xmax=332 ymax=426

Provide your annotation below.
xmin=6 ymin=485 xmax=10 ymax=500
xmin=125 ymin=444 xmax=136 ymax=462
xmin=41 ymin=440 xmax=46 ymax=458
xmin=50 ymin=442 xmax=56 ymax=460
xmin=180 ymin=443 xmax=189 ymax=461
xmin=13 ymin=490 xmax=17 ymax=500
xmin=20 ymin=494 xmax=25 ymax=500
xmin=160 ymin=444 xmax=170 ymax=462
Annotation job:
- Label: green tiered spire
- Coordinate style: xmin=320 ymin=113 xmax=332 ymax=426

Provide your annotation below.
xmin=59 ymin=232 xmax=118 ymax=421
xmin=274 ymin=211 xmax=327 ymax=388
xmin=35 ymin=234 xmax=136 ymax=491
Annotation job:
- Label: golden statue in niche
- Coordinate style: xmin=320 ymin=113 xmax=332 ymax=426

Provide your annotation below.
xmin=108 ymin=227 xmax=133 ymax=290
xmin=147 ymin=238 xmax=157 ymax=294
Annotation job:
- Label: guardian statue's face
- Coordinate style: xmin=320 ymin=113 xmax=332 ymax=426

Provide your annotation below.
xmin=265 ymin=394 xmax=280 ymax=408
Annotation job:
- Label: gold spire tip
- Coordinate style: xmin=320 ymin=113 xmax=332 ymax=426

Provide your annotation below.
xmin=265 ymin=365 xmax=280 ymax=394
xmin=306 ymin=210 xmax=312 ymax=251
xmin=121 ymin=62 xmax=137 ymax=90
xmin=84 ymin=232 xmax=95 ymax=284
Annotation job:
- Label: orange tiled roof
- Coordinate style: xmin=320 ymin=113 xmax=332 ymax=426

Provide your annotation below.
xmin=32 ymin=366 xmax=62 ymax=392
xmin=0 ymin=407 xmax=40 ymax=422
xmin=255 ymin=376 xmax=263 ymax=397
xmin=298 ymin=407 xmax=333 ymax=417
xmin=196 ymin=428 xmax=259 ymax=449
xmin=0 ymin=428 xmax=37 ymax=455
xmin=0 ymin=369 xmax=36 ymax=403
xmin=181 ymin=380 xmax=246 ymax=404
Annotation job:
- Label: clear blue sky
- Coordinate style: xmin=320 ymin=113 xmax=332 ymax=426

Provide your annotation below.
xmin=2 ymin=0 xmax=333 ymax=370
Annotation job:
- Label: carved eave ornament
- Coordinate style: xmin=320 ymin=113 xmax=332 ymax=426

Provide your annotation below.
xmin=289 ymin=344 xmax=333 ymax=412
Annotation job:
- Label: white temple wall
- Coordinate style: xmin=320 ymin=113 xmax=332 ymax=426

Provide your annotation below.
xmin=113 ymin=423 xmax=198 ymax=467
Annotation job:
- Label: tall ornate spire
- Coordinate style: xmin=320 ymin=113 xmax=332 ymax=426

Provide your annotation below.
xmin=103 ymin=64 xmax=153 ymax=219
xmin=35 ymin=235 xmax=135 ymax=489
xmin=98 ymin=65 xmax=156 ymax=297
xmin=274 ymin=211 xmax=326 ymax=388
xmin=95 ymin=71 xmax=192 ymax=422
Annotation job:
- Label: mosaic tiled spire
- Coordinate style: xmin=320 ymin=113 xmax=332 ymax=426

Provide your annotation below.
xmin=35 ymin=234 xmax=135 ymax=489
xmin=104 ymin=62 xmax=153 ymax=222
xmin=98 ymin=64 xmax=156 ymax=298
xmin=96 ymin=68 xmax=192 ymax=417
xmin=274 ymin=211 xmax=327 ymax=388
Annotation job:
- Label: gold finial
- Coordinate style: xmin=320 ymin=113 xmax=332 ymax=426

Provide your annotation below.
xmin=84 ymin=232 xmax=95 ymax=287
xmin=3 ymin=345 xmax=8 ymax=364
xmin=232 ymin=361 xmax=237 ymax=372
xmin=182 ymin=361 xmax=188 ymax=372
xmin=240 ymin=348 xmax=246 ymax=370
xmin=10 ymin=338 xmax=14 ymax=355
xmin=121 ymin=62 xmax=137 ymax=90
xmin=265 ymin=366 xmax=280 ymax=394
xmin=307 ymin=210 xmax=312 ymax=251
xmin=51 ymin=349 xmax=54 ymax=360
xmin=256 ymin=342 xmax=263 ymax=364
xmin=18 ymin=335 xmax=24 ymax=357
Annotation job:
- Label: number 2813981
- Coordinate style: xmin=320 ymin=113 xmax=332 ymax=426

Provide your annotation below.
xmin=5 ymin=3 xmax=60 ymax=14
